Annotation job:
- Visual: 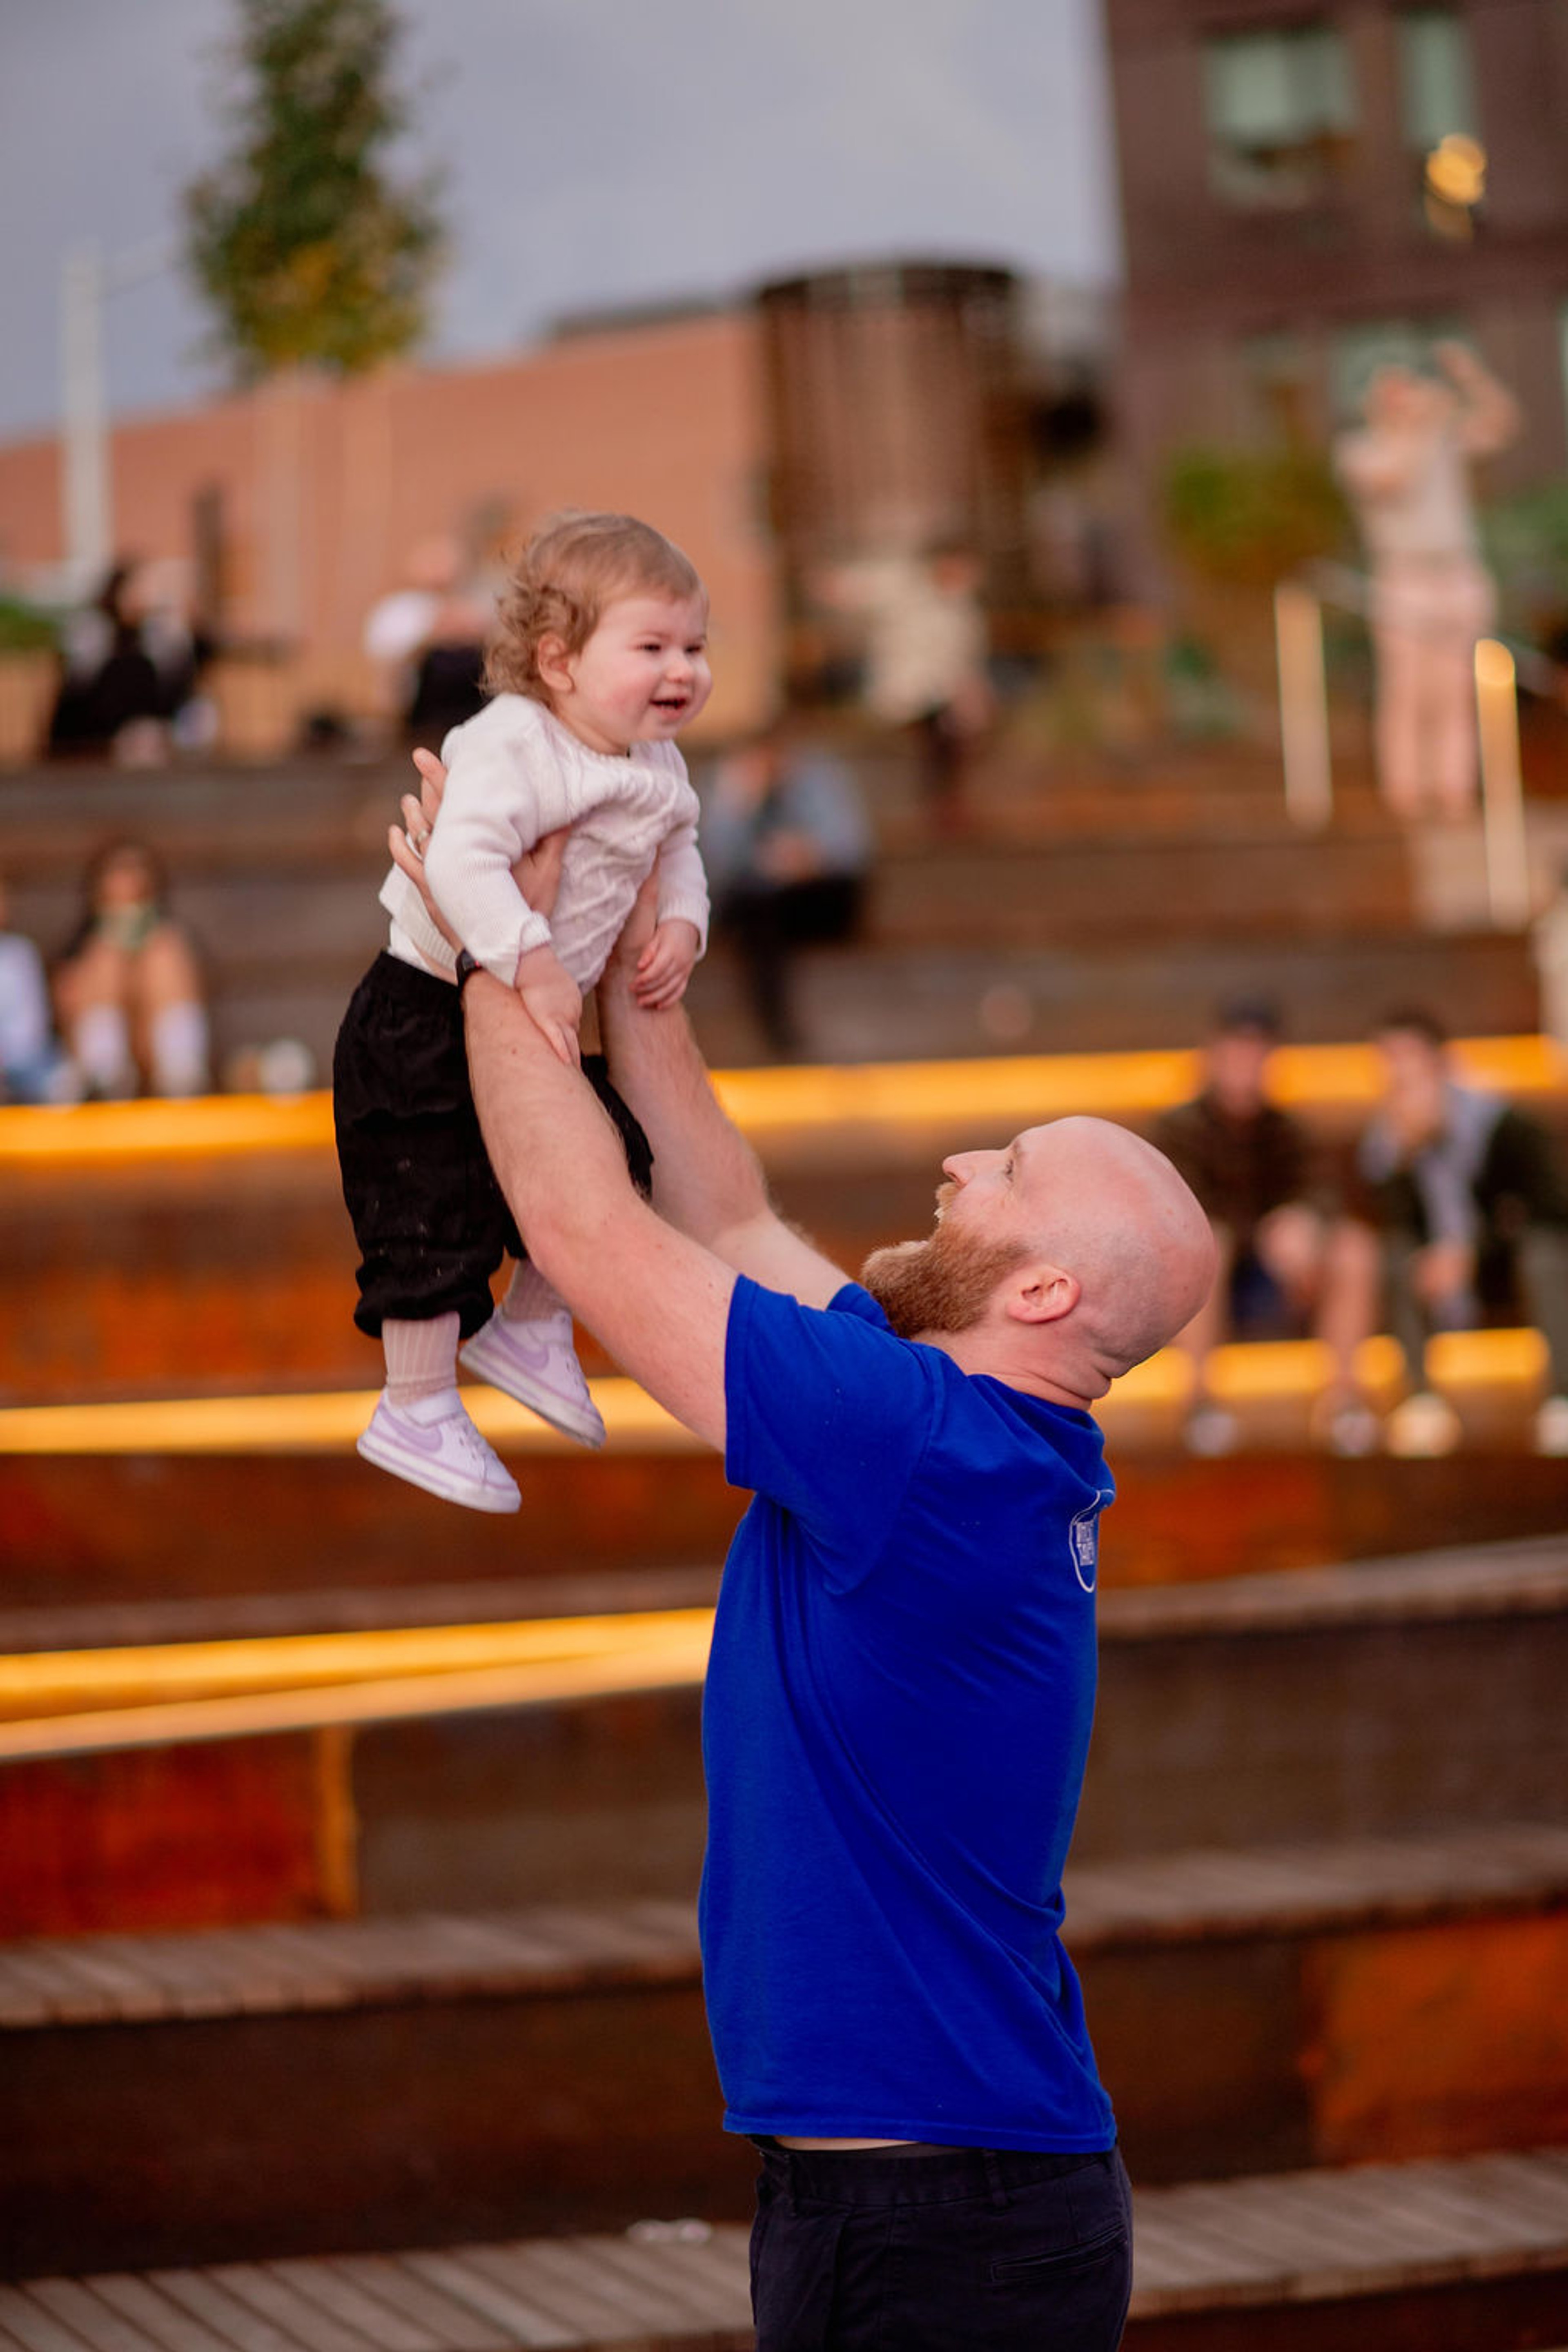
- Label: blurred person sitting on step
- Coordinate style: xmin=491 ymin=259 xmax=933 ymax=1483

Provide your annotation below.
xmin=1356 ymin=1008 xmax=1568 ymax=1457
xmin=0 ymin=871 xmax=71 ymax=1104
xmin=699 ymin=719 xmax=873 ymax=1060
xmin=1154 ymin=1001 xmax=1382 ymax=1457
xmin=52 ymin=839 xmax=210 ymax=1100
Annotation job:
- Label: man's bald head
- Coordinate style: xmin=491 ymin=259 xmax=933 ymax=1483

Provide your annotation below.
xmin=862 ymin=1115 xmax=1216 ymax=1404
xmin=1013 ymin=1117 xmax=1216 ymax=1387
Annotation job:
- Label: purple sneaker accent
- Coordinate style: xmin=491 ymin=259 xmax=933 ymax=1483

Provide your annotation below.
xmin=459 ymin=1311 xmax=607 ymax=1450
xmin=356 ymin=1393 xmax=521 ymax=1512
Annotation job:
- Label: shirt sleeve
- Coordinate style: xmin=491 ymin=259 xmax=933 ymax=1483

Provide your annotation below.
xmin=724 ymin=1278 xmax=938 ymax=1584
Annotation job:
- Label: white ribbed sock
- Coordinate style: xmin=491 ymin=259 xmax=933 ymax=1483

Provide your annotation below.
xmin=383 ymin=1312 xmax=461 ymax=1406
xmin=500 ymin=1260 xmax=566 ymax=1324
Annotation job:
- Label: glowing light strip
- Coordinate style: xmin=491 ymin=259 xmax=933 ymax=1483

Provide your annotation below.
xmin=0 ymin=1327 xmax=1548 ymax=1463
xmin=0 ymin=1377 xmax=702 ymax=1457
xmin=1 ymin=1037 xmax=1559 ymax=1165
xmin=0 ymin=1606 xmax=716 ymax=1719
xmin=0 ymin=1638 xmax=716 ymax=1763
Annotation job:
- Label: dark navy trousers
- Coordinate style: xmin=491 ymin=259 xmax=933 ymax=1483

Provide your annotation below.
xmin=748 ymin=2140 xmax=1133 ymax=2351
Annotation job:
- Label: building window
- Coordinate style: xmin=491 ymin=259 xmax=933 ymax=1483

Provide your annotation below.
xmin=1396 ymin=9 xmax=1477 ymax=148
xmin=1203 ymin=24 xmax=1356 ymax=208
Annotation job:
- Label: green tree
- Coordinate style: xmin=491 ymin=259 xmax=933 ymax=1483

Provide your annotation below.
xmin=185 ymin=0 xmax=443 ymax=378
xmin=1162 ymin=444 xmax=1349 ymax=588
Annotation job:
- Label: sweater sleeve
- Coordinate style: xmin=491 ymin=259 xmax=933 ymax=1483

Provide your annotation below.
xmin=421 ymin=704 xmax=572 ymax=983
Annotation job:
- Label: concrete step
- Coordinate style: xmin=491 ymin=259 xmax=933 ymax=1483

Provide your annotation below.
xmin=3 ymin=1036 xmax=1561 ymax=1404
xmin=2 ymin=1538 xmax=1564 ymax=1943
xmin=3 ymin=1831 xmax=1566 ymax=2272
xmin=3 ymin=1389 xmax=1566 ymax=1611
xmin=0 ymin=751 xmax=1466 ymax=1077
xmin=688 ymin=923 xmax=1543 ymax=1066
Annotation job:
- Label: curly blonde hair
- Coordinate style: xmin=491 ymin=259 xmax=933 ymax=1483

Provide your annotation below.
xmin=485 ymin=511 xmax=706 ymax=702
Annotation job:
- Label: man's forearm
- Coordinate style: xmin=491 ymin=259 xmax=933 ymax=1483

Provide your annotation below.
xmin=595 ymin=964 xmax=772 ymax=1252
xmin=464 ymin=971 xmax=639 ymax=1271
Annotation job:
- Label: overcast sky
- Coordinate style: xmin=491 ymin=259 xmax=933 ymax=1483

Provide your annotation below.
xmin=0 ymin=0 xmax=1120 ymax=443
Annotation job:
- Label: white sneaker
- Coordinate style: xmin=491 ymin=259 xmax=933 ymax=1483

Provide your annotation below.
xmin=1312 ymin=1394 xmax=1383 ymax=1459
xmin=460 ymin=1309 xmax=607 ymax=1449
xmin=1534 ymin=1394 xmax=1568 ymax=1457
xmin=356 ymin=1389 xmax=521 ymax=1512
xmin=1183 ymin=1403 xmax=1241 ymax=1458
xmin=1384 ymin=1390 xmax=1463 ymax=1459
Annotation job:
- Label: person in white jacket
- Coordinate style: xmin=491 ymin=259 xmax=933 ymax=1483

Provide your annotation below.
xmin=333 ymin=511 xmax=713 ymax=1511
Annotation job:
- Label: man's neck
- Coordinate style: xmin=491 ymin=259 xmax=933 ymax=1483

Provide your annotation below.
xmin=914 ymin=1327 xmax=1095 ymax=1412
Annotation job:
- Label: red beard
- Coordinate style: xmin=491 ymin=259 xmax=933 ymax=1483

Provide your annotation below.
xmin=860 ymin=1219 xmax=1029 ymax=1340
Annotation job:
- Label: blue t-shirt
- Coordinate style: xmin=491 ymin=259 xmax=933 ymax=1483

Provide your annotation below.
xmin=701 ymin=1276 xmax=1118 ymax=2151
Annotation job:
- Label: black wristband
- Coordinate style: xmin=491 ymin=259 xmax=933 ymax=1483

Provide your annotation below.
xmin=454 ymin=949 xmax=481 ymax=993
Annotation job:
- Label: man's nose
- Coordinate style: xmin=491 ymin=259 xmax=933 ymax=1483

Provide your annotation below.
xmin=942 ymin=1151 xmax=982 ymax=1184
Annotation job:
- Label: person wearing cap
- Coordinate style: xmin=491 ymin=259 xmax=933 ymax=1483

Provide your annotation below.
xmin=1154 ymin=1002 xmax=1381 ymax=1454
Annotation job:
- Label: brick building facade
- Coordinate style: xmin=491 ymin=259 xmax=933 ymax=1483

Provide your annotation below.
xmin=1106 ymin=0 xmax=1568 ymax=530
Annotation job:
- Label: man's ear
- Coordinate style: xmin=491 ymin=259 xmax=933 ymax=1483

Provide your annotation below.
xmin=1007 ymin=1264 xmax=1079 ymax=1326
xmin=536 ymin=633 xmax=575 ymax=697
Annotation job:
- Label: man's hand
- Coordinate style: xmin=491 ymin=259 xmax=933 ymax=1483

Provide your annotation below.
xmin=634 ymin=917 xmax=701 ymax=1011
xmin=514 ymin=941 xmax=583 ymax=1067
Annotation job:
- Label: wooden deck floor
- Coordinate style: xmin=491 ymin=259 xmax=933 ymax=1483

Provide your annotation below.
xmin=4 ymin=2149 xmax=1565 ymax=2348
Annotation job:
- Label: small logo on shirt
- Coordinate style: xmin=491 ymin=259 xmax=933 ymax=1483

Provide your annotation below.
xmin=1068 ymin=1499 xmax=1106 ymax=1592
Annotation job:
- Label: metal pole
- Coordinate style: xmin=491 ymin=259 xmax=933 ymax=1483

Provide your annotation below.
xmin=1274 ymin=581 xmax=1332 ymax=828
xmin=60 ymin=240 xmax=110 ymax=588
xmin=1474 ymin=637 xmax=1531 ymax=929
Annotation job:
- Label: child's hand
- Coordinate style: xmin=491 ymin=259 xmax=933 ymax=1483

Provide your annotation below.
xmin=633 ymin=918 xmax=701 ymax=1010
xmin=514 ymin=943 xmax=583 ymax=1067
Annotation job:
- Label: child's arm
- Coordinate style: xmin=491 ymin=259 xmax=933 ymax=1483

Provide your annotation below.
xmin=634 ymin=819 xmax=708 ymax=1008
xmin=633 ymin=918 xmax=701 ymax=1011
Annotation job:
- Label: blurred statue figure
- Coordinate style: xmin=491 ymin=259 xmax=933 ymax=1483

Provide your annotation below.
xmin=53 ymin=840 xmax=210 ymax=1099
xmin=1334 ymin=343 xmax=1520 ymax=819
xmin=701 ymin=724 xmax=873 ymax=1060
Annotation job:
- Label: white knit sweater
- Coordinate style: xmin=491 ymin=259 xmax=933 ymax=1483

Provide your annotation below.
xmin=380 ymin=693 xmax=710 ymax=989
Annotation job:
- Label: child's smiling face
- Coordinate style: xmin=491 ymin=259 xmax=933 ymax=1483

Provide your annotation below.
xmin=543 ymin=589 xmax=712 ymax=756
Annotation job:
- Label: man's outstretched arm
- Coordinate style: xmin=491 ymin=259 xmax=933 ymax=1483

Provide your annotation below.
xmin=464 ymin=970 xmax=737 ymax=1450
xmin=596 ymin=896 xmax=848 ymax=1311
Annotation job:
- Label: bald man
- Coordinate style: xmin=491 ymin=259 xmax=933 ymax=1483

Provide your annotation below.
xmin=396 ymin=770 xmax=1214 ymax=2352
